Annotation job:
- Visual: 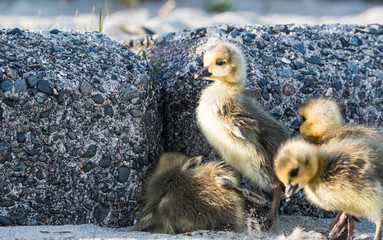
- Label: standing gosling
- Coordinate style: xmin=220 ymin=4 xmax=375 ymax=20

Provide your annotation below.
xmin=195 ymin=42 xmax=289 ymax=225
xmin=274 ymin=138 xmax=383 ymax=240
xmin=133 ymin=152 xmax=245 ymax=234
xmin=299 ymin=98 xmax=383 ymax=239
xmin=299 ymin=98 xmax=380 ymax=144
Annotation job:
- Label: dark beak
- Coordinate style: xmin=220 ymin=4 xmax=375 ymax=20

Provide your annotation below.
xmin=194 ymin=66 xmax=212 ymax=79
xmin=284 ymin=183 xmax=298 ymax=202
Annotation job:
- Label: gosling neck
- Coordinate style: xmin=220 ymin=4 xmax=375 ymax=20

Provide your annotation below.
xmin=307 ymin=151 xmax=326 ymax=188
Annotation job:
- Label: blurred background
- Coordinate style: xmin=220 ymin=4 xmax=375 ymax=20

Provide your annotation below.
xmin=0 ymin=0 xmax=382 ymax=42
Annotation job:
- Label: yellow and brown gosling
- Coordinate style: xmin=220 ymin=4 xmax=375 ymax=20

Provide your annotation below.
xmin=299 ymin=98 xmax=383 ymax=238
xmin=298 ymin=98 xmax=380 ymax=144
xmin=132 ymin=152 xmax=245 ymax=234
xmin=195 ymin=42 xmax=289 ymax=227
xmin=274 ymin=138 xmax=383 ymax=240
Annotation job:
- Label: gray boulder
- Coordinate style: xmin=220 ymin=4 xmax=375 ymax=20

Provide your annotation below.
xmin=127 ymin=23 xmax=383 ymax=218
xmin=0 ymin=29 xmax=162 ymax=226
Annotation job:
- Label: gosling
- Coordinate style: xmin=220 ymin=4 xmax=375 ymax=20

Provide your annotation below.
xmin=299 ymin=98 xmax=380 ymax=144
xmin=195 ymin=42 xmax=289 ymax=226
xmin=299 ymin=98 xmax=383 ymax=238
xmin=132 ymin=152 xmax=245 ymax=234
xmin=274 ymin=138 xmax=383 ymax=240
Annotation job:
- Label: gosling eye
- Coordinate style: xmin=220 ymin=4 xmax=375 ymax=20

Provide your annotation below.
xmin=216 ymin=60 xmax=225 ymax=66
xmin=290 ymin=168 xmax=299 ymax=178
xmin=300 ymin=115 xmax=306 ymax=124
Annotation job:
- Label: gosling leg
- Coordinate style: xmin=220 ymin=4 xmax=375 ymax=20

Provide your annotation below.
xmin=328 ymin=212 xmax=348 ymax=239
xmin=346 ymin=214 xmax=355 ymax=240
xmin=216 ymin=177 xmax=269 ymax=207
xmin=270 ymin=185 xmax=282 ymax=221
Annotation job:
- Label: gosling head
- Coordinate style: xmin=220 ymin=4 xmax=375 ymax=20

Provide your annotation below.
xmin=194 ymin=42 xmax=246 ymax=86
xmin=299 ymin=98 xmax=343 ymax=141
xmin=274 ymin=139 xmax=323 ymax=201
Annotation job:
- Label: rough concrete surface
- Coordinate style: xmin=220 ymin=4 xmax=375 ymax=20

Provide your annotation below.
xmin=0 ymin=29 xmax=162 ymax=227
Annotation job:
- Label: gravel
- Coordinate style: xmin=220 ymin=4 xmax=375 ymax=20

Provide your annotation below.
xmin=0 ymin=29 xmax=162 ymax=227
xmin=126 ymin=23 xmax=383 ymax=218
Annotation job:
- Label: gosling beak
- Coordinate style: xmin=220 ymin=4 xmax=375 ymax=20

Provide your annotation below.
xmin=194 ymin=66 xmax=212 ymax=79
xmin=285 ymin=183 xmax=298 ymax=202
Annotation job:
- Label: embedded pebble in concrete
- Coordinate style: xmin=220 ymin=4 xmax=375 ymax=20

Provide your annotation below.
xmin=127 ymin=23 xmax=383 ymax=219
xmin=0 ymin=29 xmax=162 ymax=227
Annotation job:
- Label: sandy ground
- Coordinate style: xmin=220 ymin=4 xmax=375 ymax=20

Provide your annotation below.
xmin=0 ymin=215 xmax=377 ymax=240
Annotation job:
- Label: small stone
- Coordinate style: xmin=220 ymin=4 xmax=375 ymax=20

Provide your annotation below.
xmin=67 ymin=131 xmax=76 ymax=140
xmin=130 ymin=109 xmax=143 ymax=118
xmin=363 ymin=50 xmax=374 ymax=57
xmin=111 ymin=74 xmax=118 ymax=81
xmin=306 ymin=56 xmax=322 ymax=65
xmin=261 ymin=55 xmax=276 ymax=63
xmin=26 ymin=76 xmax=38 ymax=88
xmin=50 ymin=29 xmax=60 ymax=34
xmin=256 ymin=41 xmax=267 ymax=50
xmin=94 ymin=204 xmax=110 ymax=222
xmin=281 ymin=57 xmax=291 ymax=64
xmin=99 ymin=156 xmax=111 ymax=168
xmin=14 ymin=79 xmax=27 ymax=93
xmin=5 ymin=68 xmax=18 ymax=80
xmin=80 ymin=82 xmax=92 ymax=96
xmin=56 ymin=140 xmax=66 ymax=153
xmin=339 ymin=37 xmax=349 ymax=47
xmin=119 ymin=84 xmax=139 ymax=102
xmin=36 ymin=170 xmax=44 ymax=180
xmin=13 ymin=161 xmax=24 ymax=172
xmin=283 ymin=84 xmax=295 ymax=96
xmin=26 ymin=149 xmax=39 ymax=156
xmin=293 ymin=43 xmax=306 ymax=54
xmin=230 ymin=29 xmax=240 ymax=39
xmin=284 ymin=108 xmax=296 ymax=117
xmin=57 ymin=90 xmax=64 ymax=104
xmin=333 ymin=82 xmax=342 ymax=91
xmin=3 ymin=99 xmax=15 ymax=109
xmin=89 ymin=47 xmax=98 ymax=53
xmin=38 ymin=155 xmax=47 ymax=162
xmin=7 ymin=28 xmax=22 ymax=35
xmin=292 ymin=60 xmax=306 ymax=69
xmin=104 ymin=105 xmax=114 ymax=117
xmin=261 ymin=88 xmax=269 ymax=100
xmin=0 ymin=142 xmax=10 ymax=151
xmin=82 ymin=145 xmax=97 ymax=158
xmin=91 ymin=94 xmax=104 ymax=104
xmin=300 ymin=87 xmax=314 ymax=94
xmin=350 ymin=36 xmax=362 ymax=46
xmin=39 ymin=109 xmax=51 ymax=118
xmin=277 ymin=68 xmax=293 ymax=77
xmin=0 ymin=153 xmax=12 ymax=164
xmin=37 ymin=80 xmax=54 ymax=95
xmin=0 ymin=80 xmax=13 ymax=92
xmin=259 ymin=78 xmax=268 ymax=87
xmin=82 ymin=162 xmax=94 ymax=172
xmin=17 ymin=133 xmax=26 ymax=143
xmin=303 ymin=78 xmax=314 ymax=87
xmin=0 ymin=216 xmax=12 ymax=226
xmin=357 ymin=91 xmax=366 ymax=99
xmin=117 ymin=166 xmax=130 ymax=183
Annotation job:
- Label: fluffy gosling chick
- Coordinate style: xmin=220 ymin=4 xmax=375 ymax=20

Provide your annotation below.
xmin=299 ymin=98 xmax=380 ymax=144
xmin=195 ymin=42 xmax=289 ymax=224
xmin=299 ymin=98 xmax=383 ymax=239
xmin=274 ymin=138 xmax=383 ymax=240
xmin=133 ymin=152 xmax=245 ymax=234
